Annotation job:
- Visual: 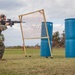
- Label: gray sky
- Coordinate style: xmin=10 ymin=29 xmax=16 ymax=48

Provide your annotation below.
xmin=0 ymin=0 xmax=75 ymax=19
xmin=0 ymin=0 xmax=75 ymax=46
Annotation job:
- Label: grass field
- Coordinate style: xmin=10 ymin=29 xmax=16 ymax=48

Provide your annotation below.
xmin=0 ymin=48 xmax=75 ymax=75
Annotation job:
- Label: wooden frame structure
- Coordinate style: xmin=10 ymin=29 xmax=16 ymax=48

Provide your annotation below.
xmin=19 ymin=9 xmax=53 ymax=57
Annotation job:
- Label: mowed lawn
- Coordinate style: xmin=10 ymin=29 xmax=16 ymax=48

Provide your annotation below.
xmin=0 ymin=48 xmax=75 ymax=75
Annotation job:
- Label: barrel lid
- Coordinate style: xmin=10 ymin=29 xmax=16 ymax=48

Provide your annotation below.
xmin=42 ymin=22 xmax=53 ymax=24
xmin=65 ymin=18 xmax=75 ymax=21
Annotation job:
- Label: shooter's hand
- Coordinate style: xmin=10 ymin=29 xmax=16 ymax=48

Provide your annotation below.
xmin=5 ymin=22 xmax=10 ymax=26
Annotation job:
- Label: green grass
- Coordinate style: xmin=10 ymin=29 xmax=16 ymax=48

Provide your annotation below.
xmin=0 ymin=48 xmax=75 ymax=75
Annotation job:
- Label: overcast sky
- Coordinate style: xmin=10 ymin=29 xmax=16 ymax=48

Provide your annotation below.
xmin=0 ymin=0 xmax=75 ymax=46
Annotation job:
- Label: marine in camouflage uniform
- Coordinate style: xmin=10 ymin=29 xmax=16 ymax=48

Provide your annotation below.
xmin=0 ymin=14 xmax=8 ymax=59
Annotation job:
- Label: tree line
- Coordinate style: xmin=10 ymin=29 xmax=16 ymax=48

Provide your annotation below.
xmin=52 ymin=31 xmax=65 ymax=47
xmin=6 ymin=31 xmax=65 ymax=49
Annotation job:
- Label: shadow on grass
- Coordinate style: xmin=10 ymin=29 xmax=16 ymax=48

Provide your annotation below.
xmin=0 ymin=59 xmax=7 ymax=61
xmin=53 ymin=55 xmax=65 ymax=59
xmin=1 ymin=54 xmax=66 ymax=61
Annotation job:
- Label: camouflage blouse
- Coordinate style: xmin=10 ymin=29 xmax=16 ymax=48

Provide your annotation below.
xmin=0 ymin=14 xmax=7 ymax=31
xmin=0 ymin=24 xmax=7 ymax=31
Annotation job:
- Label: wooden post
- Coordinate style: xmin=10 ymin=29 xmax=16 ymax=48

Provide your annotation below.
xmin=42 ymin=9 xmax=53 ymax=58
xmin=19 ymin=9 xmax=44 ymax=16
xmin=19 ymin=15 xmax=27 ymax=56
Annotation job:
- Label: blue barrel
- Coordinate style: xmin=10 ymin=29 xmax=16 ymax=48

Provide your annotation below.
xmin=40 ymin=22 xmax=53 ymax=57
xmin=65 ymin=18 xmax=75 ymax=39
xmin=65 ymin=40 xmax=75 ymax=57
xmin=41 ymin=22 xmax=53 ymax=42
xmin=65 ymin=18 xmax=75 ymax=58
xmin=41 ymin=39 xmax=50 ymax=56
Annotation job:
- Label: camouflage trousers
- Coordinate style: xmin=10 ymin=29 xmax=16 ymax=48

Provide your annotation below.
xmin=0 ymin=25 xmax=7 ymax=59
xmin=0 ymin=42 xmax=5 ymax=59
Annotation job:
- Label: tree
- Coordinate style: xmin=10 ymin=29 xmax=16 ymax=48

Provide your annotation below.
xmin=52 ymin=31 xmax=60 ymax=47
xmin=60 ymin=31 xmax=65 ymax=47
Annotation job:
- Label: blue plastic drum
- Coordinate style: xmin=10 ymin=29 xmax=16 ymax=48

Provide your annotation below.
xmin=65 ymin=18 xmax=75 ymax=58
xmin=40 ymin=22 xmax=53 ymax=57
xmin=41 ymin=39 xmax=51 ymax=56
xmin=65 ymin=18 xmax=75 ymax=39
xmin=65 ymin=40 xmax=75 ymax=57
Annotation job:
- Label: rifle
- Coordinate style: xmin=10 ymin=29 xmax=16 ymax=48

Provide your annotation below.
xmin=0 ymin=19 xmax=25 ymax=27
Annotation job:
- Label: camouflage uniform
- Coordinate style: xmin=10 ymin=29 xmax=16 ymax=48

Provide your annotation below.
xmin=0 ymin=14 xmax=7 ymax=59
xmin=0 ymin=23 xmax=7 ymax=59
